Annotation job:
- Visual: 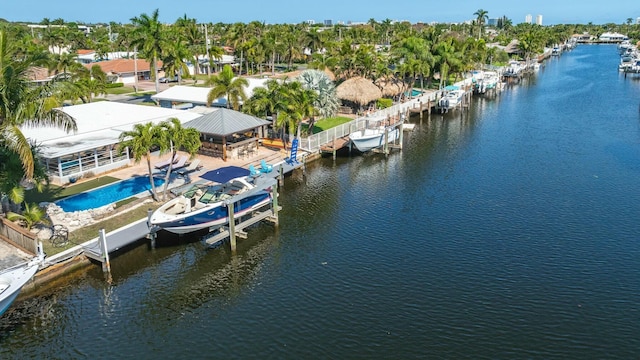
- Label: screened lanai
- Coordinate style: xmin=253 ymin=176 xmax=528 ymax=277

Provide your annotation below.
xmin=21 ymin=101 xmax=201 ymax=184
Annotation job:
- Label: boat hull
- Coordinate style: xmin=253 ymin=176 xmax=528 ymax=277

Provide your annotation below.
xmin=150 ymin=192 xmax=271 ymax=234
xmin=0 ymin=259 xmax=40 ymax=316
xmin=349 ymin=128 xmax=400 ymax=152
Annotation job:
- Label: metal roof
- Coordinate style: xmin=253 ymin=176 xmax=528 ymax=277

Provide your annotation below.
xmin=21 ymin=102 xmax=201 ymax=158
xmin=183 ymin=108 xmax=270 ymax=136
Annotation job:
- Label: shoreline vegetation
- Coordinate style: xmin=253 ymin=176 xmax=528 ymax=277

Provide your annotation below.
xmin=0 ymin=11 xmax=638 ymax=277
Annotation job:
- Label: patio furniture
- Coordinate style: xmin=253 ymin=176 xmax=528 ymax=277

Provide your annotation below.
xmin=154 ymin=157 xmax=178 ymax=169
xmin=177 ymin=159 xmax=202 ymax=176
xmin=260 ymin=159 xmax=273 ymax=173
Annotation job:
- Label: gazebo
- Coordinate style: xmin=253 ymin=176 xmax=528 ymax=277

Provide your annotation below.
xmin=184 ymin=107 xmax=270 ymax=161
xmin=336 ymin=76 xmax=383 ymax=112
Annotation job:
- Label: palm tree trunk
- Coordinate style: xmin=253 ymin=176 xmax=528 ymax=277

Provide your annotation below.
xmin=145 ymin=154 xmax=158 ymax=201
xmin=161 ymin=152 xmax=177 ymax=201
xmin=153 ymin=55 xmax=159 ymax=94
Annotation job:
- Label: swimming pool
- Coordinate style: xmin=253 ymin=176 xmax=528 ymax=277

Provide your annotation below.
xmin=56 ymin=176 xmax=165 ymax=212
xmin=405 ymin=89 xmax=422 ymax=97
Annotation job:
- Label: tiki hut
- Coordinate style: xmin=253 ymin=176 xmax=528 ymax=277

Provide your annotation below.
xmin=336 ymin=77 xmax=382 ymax=106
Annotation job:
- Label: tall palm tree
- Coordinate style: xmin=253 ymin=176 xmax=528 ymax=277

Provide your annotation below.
xmin=156 ymin=118 xmax=201 ymax=200
xmin=0 ymin=28 xmax=76 ymax=180
xmin=474 ymin=9 xmax=489 ymax=40
xmin=130 ymin=9 xmax=165 ymax=94
xmin=205 ymin=64 xmax=248 ymax=110
xmin=117 ymin=122 xmax=162 ymax=201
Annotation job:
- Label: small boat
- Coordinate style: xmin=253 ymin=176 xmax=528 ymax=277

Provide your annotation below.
xmin=438 ymin=89 xmax=465 ymax=112
xmin=149 ymin=176 xmax=272 ymax=234
xmin=1 ymin=255 xmax=42 ymax=316
xmin=349 ymin=126 xmax=400 ymax=152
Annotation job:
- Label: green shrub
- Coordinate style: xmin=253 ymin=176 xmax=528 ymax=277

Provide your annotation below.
xmin=377 ymin=98 xmax=393 ymax=109
xmin=106 ymin=82 xmax=124 ymax=88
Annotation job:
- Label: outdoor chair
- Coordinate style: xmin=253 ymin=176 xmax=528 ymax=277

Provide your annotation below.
xmin=260 ymin=159 xmax=273 ymax=173
xmin=249 ymin=164 xmax=259 ymax=177
xmin=177 ymin=159 xmax=202 ymax=176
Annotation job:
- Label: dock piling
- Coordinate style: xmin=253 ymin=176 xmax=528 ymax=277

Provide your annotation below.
xmin=99 ymin=228 xmax=111 ymax=275
xmin=228 ymin=202 xmax=236 ymax=252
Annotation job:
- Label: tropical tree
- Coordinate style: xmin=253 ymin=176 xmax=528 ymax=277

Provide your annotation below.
xmin=243 ymin=79 xmax=282 ymax=119
xmin=117 ymin=122 xmax=162 ymax=201
xmin=130 ymin=9 xmax=165 ymax=93
xmin=156 ymin=118 xmax=201 ymax=200
xmin=205 ymin=64 xmax=248 ymax=110
xmin=273 ymin=80 xmax=317 ymax=140
xmin=7 ymin=202 xmax=50 ymax=230
xmin=297 ymin=69 xmax=339 ymax=124
xmin=0 ymin=28 xmax=77 ymax=181
xmin=474 ymin=9 xmax=489 ymax=40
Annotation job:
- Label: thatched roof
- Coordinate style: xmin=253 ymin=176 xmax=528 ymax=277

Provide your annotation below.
xmin=336 ymin=77 xmax=382 ymax=105
xmin=504 ymin=39 xmax=522 ymax=54
xmin=375 ymin=78 xmax=407 ymax=97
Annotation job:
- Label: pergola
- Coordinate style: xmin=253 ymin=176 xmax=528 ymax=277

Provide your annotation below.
xmin=183 ymin=107 xmax=270 ymax=161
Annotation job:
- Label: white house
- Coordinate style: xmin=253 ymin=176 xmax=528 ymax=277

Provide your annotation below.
xmin=21 ymin=102 xmax=200 ymax=184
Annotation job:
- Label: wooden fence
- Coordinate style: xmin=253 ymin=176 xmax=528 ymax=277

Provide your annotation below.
xmin=0 ymin=217 xmax=38 ymax=255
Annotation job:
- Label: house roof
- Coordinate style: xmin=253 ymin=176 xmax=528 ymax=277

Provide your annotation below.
xmin=183 ymin=108 xmax=270 ymax=136
xmin=151 ymin=78 xmax=271 ymax=106
xmin=21 ymin=102 xmax=201 ymax=158
xmin=85 ymin=58 xmax=161 ymax=74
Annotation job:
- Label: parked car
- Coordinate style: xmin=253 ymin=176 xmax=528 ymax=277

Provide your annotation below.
xmin=159 ymin=76 xmax=178 ymax=83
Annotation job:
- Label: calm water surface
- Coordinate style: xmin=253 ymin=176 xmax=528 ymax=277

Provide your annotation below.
xmin=2 ymin=45 xmax=640 ymax=359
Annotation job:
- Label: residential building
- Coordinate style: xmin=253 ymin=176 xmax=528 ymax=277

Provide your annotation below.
xmin=536 ymin=15 xmax=543 ymax=25
xmin=525 ymin=14 xmax=532 ymax=24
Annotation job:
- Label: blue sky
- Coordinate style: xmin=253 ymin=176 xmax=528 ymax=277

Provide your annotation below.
xmin=3 ymin=0 xmax=639 ymax=25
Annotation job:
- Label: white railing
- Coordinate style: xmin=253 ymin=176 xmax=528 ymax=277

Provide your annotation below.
xmin=302 ymin=91 xmax=440 ymax=153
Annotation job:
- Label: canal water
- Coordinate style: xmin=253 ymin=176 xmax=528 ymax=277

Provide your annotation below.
xmin=2 ymin=44 xmax=640 ymax=358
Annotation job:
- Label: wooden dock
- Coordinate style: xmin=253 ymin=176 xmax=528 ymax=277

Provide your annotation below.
xmin=320 ymin=136 xmax=350 ymax=158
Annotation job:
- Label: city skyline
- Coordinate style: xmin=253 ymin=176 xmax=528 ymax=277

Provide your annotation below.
xmin=2 ymin=0 xmax=639 ymax=25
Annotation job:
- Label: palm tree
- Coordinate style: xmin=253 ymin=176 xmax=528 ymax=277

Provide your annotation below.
xmin=297 ymin=69 xmax=339 ymax=124
xmin=156 ymin=118 xmax=201 ymax=200
xmin=0 ymin=28 xmax=77 ymax=181
xmin=130 ymin=9 xmax=165 ymax=94
xmin=117 ymin=122 xmax=162 ymax=201
xmin=7 ymin=202 xmax=50 ymax=230
xmin=474 ymin=9 xmax=489 ymax=40
xmin=205 ymin=64 xmax=248 ymax=110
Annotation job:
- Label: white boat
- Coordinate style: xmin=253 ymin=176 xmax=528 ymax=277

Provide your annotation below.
xmin=349 ymin=127 xmax=400 ymax=152
xmin=1 ymin=255 xmax=42 ymax=316
xmin=473 ymin=71 xmax=500 ymax=94
xmin=438 ymin=89 xmax=465 ymax=112
xmin=149 ymin=176 xmax=272 ymax=234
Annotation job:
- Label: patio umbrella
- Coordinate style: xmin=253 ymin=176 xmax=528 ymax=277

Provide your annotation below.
xmin=201 ymin=166 xmax=249 ymax=183
xmin=336 ymin=77 xmax=382 ymax=105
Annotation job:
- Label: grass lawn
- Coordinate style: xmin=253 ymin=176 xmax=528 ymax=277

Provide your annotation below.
xmin=25 ymin=176 xmax=120 ymax=204
xmin=302 ymin=116 xmax=353 ymax=134
xmin=106 ymin=86 xmax=136 ymax=95
xmin=43 ymin=199 xmax=162 ymax=256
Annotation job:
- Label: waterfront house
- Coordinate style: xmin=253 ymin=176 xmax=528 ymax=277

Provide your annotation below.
xmin=20 ymin=102 xmax=200 ymax=184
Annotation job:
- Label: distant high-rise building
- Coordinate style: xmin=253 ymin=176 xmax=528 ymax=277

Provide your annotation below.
xmin=324 ymin=19 xmax=333 ymax=26
xmin=487 ymin=18 xmax=498 ymax=26
xmin=306 ymin=20 xmax=315 ymax=25
xmin=525 ymin=14 xmax=532 ymax=24
xmin=536 ymin=15 xmax=543 ymax=25
xmin=636 ymin=17 xmax=640 ymax=25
